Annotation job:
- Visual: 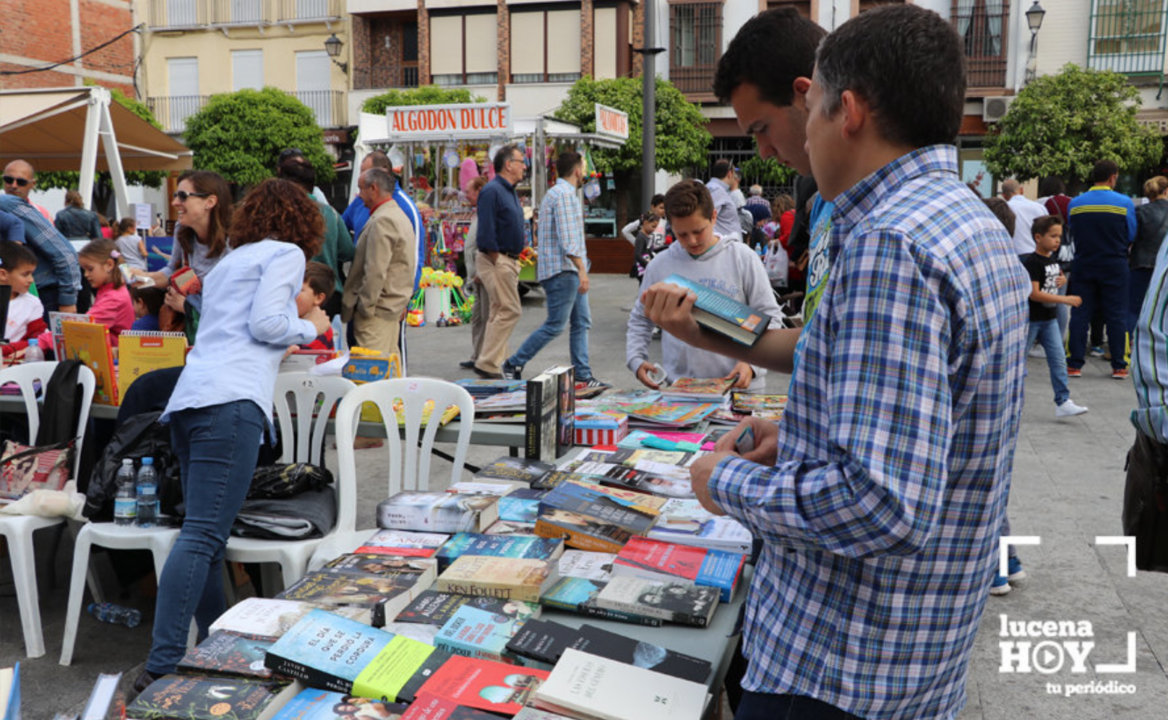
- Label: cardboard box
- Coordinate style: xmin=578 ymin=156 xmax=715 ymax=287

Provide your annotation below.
xmin=574 ymin=411 xmax=629 ymax=446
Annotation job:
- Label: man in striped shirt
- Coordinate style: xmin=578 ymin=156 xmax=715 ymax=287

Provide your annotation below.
xmin=641 ymin=6 xmax=1029 ymax=718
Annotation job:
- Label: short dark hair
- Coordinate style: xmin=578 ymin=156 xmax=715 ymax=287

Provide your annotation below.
xmin=0 ymin=240 xmax=37 ymax=273
xmin=129 ymin=284 xmax=166 ymax=316
xmin=1038 ymin=176 xmax=1066 ymax=197
xmin=650 ymin=194 xmax=665 ymax=207
xmin=983 ymin=197 xmax=1016 ymax=237
xmin=1031 ymin=215 xmax=1063 ymax=238
xmin=815 ymin=5 xmax=965 ymax=148
xmin=1091 ymin=159 xmax=1119 ymax=184
xmin=711 ymin=159 xmax=732 ymax=180
xmin=665 ymin=180 xmax=715 ymax=223
xmin=555 ymin=151 xmax=582 ymax=179
xmin=303 ymin=260 xmax=336 ymax=302
xmin=714 ymin=8 xmax=825 ymax=107
xmin=278 ymin=158 xmax=317 ymax=193
xmin=117 ymin=217 xmax=137 ymax=236
xmin=278 ymin=147 xmax=305 ymax=165
xmin=494 ymin=144 xmax=520 ymax=174
xmin=366 ymin=151 xmax=391 ymax=169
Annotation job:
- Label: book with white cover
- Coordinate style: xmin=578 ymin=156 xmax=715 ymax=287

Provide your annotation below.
xmin=208 ymin=598 xmax=371 ymax=638
xmin=532 ymin=648 xmax=708 ymax=720
xmin=557 ymin=551 xmax=616 ymax=582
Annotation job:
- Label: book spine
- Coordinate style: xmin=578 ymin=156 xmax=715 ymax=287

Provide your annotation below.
xmin=575 ymin=603 xmax=664 ymax=627
xmin=262 ymin=651 xmax=353 ymax=693
xmin=525 ymin=380 xmax=545 ymax=461
xmin=434 ymin=579 xmax=541 ymax=604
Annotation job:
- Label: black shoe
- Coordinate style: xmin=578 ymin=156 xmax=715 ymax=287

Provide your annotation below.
xmin=473 ymin=365 xmax=503 ymax=379
xmin=502 ymin=360 xmax=523 ymax=380
xmin=459 ymin=360 xmax=477 ymax=369
xmin=131 ymin=668 xmax=163 ymax=698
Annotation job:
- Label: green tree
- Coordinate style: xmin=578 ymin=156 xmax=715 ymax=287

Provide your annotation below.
xmin=553 ymin=76 xmax=712 ymax=221
xmin=361 ymin=86 xmax=486 ymax=114
xmin=36 ymin=87 xmax=168 ymax=216
xmin=984 ymin=64 xmax=1162 ymax=185
xmin=183 ymin=87 xmax=335 ymax=188
xmin=739 ymin=145 xmax=798 ymax=188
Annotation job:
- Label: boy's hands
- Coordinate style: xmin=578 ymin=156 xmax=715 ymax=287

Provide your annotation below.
xmin=1056 ymin=274 xmax=1067 ymax=288
xmin=1066 ymin=295 xmax=1082 ymax=308
xmin=636 ymin=361 xmax=662 ymax=390
xmin=306 ymin=306 xmax=330 ymax=336
xmin=727 ymin=362 xmax=754 ymax=389
xmin=641 ymin=283 xmax=702 ymax=347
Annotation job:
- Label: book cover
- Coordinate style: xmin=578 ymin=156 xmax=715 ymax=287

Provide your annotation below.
xmin=435 ymin=556 xmax=557 ymax=603
xmin=381 ymin=622 xmax=440 ymax=646
xmin=513 ymin=709 xmax=574 ymax=720
xmin=81 ymin=671 xmax=121 ymax=720
xmin=276 ymin=572 xmax=417 ymax=627
xmin=117 ymin=331 xmax=187 ymax=399
xmin=62 ymin=320 xmax=117 ymax=405
xmin=532 ymin=648 xmax=708 ymax=720
xmin=473 ymin=390 xmax=528 ymax=413
xmin=177 ymin=631 xmax=275 ymax=679
xmin=535 ymin=482 xmax=661 ymax=554
xmin=576 ymin=463 xmax=693 ymax=500
xmin=612 ymin=537 xmax=744 ymax=602
xmin=571 ymin=624 xmax=711 ymax=684
xmin=394 ymin=592 xmax=540 ymax=628
xmin=557 ymin=551 xmax=615 ymax=582
xmin=0 ymin=663 xmax=17 ymax=720
xmin=503 ymin=619 xmax=579 ymax=670
xmin=729 ymin=391 xmax=788 ymax=416
xmin=483 ymin=520 xmax=538 ymax=536
xmin=613 ymin=402 xmax=720 ymax=428
xmin=524 ymin=373 xmax=557 ymax=463
xmin=269 ymin=688 xmax=409 ymax=720
xmin=377 ymin=493 xmax=499 ymax=534
xmin=416 ymin=656 xmax=550 ymax=717
xmin=435 ymin=605 xmax=527 ymax=664
xmin=549 ymin=366 xmax=575 ymax=459
xmin=351 ymin=637 xmax=446 ymax=704
xmin=647 ymin=500 xmax=753 ymax=555
xmin=356 ymin=529 xmax=450 ymax=558
xmin=448 ymin=480 xmax=525 ymax=496
xmin=663 ymin=273 xmax=769 ymax=347
xmin=593 ymin=577 xmax=719 ymax=628
xmin=323 ymin=554 xmax=438 ymax=587
xmin=474 ymin=457 xmax=554 ymax=486
xmin=47 ymin=311 xmax=91 ymax=359
xmin=435 ymin=533 xmax=564 ymax=572
xmin=531 ymin=471 xmax=593 ymax=492
xmin=616 ymin=430 xmax=707 ymax=450
xmin=264 ymin=610 xmax=393 ymax=692
xmin=607 ymin=448 xmax=694 ymax=469
xmin=662 ymin=376 xmax=734 ymax=399
xmin=127 ymin=675 xmax=287 ymax=720
xmin=209 ymin=599 xmax=371 ymax=640
xmin=496 ymin=496 xmax=539 ymax=524
xmin=539 ymin=578 xmax=661 ymax=627
xmin=401 ymin=693 xmax=510 ymax=720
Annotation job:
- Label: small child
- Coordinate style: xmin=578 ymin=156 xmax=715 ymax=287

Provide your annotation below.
xmin=293 ymin=261 xmax=336 ymax=351
xmin=114 ymin=217 xmax=148 ymax=271
xmin=632 ymin=212 xmax=663 ymax=282
xmin=627 ymin=180 xmax=784 ymax=392
xmin=1023 ymin=215 xmax=1088 ymax=417
xmin=129 ymin=284 xmax=166 ymax=332
xmin=78 ymin=239 xmax=135 ymax=343
xmin=0 ymin=240 xmax=47 ymax=358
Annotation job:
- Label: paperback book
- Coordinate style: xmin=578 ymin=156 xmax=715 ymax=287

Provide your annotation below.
xmin=322 ymin=554 xmax=438 ymax=588
xmin=497 ymin=496 xmax=540 ymax=524
xmin=503 ymin=619 xmax=580 ymax=670
xmin=394 ymin=591 xmax=541 ymax=627
xmin=127 ymin=676 xmax=292 ymax=720
xmin=435 ymin=533 xmax=564 ymax=572
xmin=549 ymin=365 xmax=575 ymax=459
xmin=177 ymin=631 xmax=276 ymax=679
xmin=401 ymin=693 xmax=513 ymax=720
xmin=473 ymin=457 xmax=555 ymax=486
xmin=612 ymin=537 xmax=744 ymax=602
xmin=557 ymin=550 xmax=616 ymax=582
xmin=660 ymin=376 xmax=734 ymax=401
xmin=663 ymin=273 xmax=770 ymax=347
xmin=539 ymin=577 xmax=661 ymax=627
xmin=534 ymin=482 xmax=661 ymax=553
xmin=209 ymin=598 xmax=371 ymax=639
xmin=646 ymin=499 xmax=753 ymax=555
xmin=594 ymin=577 xmax=719 ymax=628
xmin=524 ymin=372 xmax=558 ymax=463
xmin=435 ymin=605 xmax=527 ymax=664
xmin=571 ymin=624 xmax=711 ymax=684
xmin=377 ymin=493 xmax=499 ymax=534
xmin=531 ymin=471 xmax=593 ymax=492
xmin=355 ymin=529 xmax=450 ymax=558
xmin=276 ymin=571 xmax=418 ymax=627
xmin=613 ymin=402 xmax=719 ymax=429
xmin=435 ymin=556 xmax=558 ymax=604
xmin=268 ymin=688 xmax=409 ymax=720
xmin=417 ymin=655 xmax=550 ymax=717
xmin=484 ymin=520 xmax=538 ymax=536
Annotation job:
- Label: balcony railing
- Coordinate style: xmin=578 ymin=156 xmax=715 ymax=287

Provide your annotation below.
xmin=147 ymin=95 xmax=209 ymax=134
xmin=951 ymin=0 xmax=1010 ymax=88
xmin=147 ymin=0 xmax=341 ymax=28
xmin=294 ymin=90 xmax=345 ymax=127
xmin=1089 ymin=0 xmax=1168 ymax=75
xmin=669 ymin=2 xmax=722 ymax=96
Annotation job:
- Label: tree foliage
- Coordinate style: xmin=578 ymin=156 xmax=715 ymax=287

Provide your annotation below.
xmin=739 ymin=145 xmax=798 ymax=187
xmin=36 ymin=86 xmax=169 ymax=213
xmin=183 ymin=87 xmax=335 ymax=188
xmin=361 ymin=86 xmax=486 ymax=115
xmin=984 ymin=64 xmax=1162 ymax=183
xmin=552 ymin=76 xmax=711 ymax=174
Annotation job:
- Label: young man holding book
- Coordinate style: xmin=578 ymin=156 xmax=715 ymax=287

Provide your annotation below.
xmin=643 ymin=7 xmax=1028 ymax=719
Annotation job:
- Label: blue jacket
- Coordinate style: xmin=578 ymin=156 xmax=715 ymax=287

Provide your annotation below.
xmin=1068 ymin=185 xmax=1136 ymax=270
xmin=343 ymin=185 xmax=424 ymax=288
xmin=475 ymin=176 xmax=525 ymax=256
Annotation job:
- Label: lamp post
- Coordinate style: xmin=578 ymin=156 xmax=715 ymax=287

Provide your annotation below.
xmin=324 ymin=33 xmax=349 ymax=74
xmin=1025 ymin=1 xmax=1046 ymax=84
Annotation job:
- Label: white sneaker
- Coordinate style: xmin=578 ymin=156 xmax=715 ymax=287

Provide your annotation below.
xmin=1029 ymin=346 xmax=1045 ymax=358
xmin=1055 ymin=400 xmax=1089 ymax=418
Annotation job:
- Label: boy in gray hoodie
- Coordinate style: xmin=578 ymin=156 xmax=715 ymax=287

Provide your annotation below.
xmin=627 ymin=180 xmax=785 ymax=392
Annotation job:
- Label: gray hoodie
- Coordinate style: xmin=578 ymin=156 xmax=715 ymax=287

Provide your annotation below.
xmin=626 ymin=236 xmax=784 ymax=391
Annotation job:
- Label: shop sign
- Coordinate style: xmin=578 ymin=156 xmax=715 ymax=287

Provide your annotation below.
xmin=385 ymin=103 xmax=513 ymax=139
xmin=595 ymin=104 xmax=629 ymax=140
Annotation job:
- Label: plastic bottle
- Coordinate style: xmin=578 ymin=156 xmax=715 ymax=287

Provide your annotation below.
xmin=23 ymin=338 xmax=44 ymax=363
xmin=113 ymin=459 xmax=137 ymax=526
xmin=136 ymin=457 xmax=159 ymax=528
xmin=87 ymin=602 xmax=142 ymax=628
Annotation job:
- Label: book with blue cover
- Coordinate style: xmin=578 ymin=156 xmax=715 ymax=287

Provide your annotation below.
xmin=435 ymin=605 xmax=527 ymax=664
xmin=535 ymin=482 xmax=660 ymax=554
xmin=539 ymin=577 xmax=661 ymax=627
xmin=435 ymin=533 xmax=564 ymax=571
xmin=269 ymin=688 xmax=409 ymax=720
xmin=497 ymin=496 xmax=540 ymax=524
xmin=663 ymin=273 xmax=770 ymax=346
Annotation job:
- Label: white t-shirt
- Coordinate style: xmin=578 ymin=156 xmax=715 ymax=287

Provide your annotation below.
xmin=6 ymin=292 xmax=43 ymax=343
xmin=1007 ymin=194 xmax=1048 ymax=255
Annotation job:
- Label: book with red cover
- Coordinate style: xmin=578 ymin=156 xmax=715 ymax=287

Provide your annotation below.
xmin=401 ymin=693 xmax=508 ymax=720
xmin=417 ymin=655 xmax=550 ymax=716
xmin=612 ymin=536 xmax=744 ymax=602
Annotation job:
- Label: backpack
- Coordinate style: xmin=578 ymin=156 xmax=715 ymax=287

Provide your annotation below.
xmin=83 ymin=411 xmax=182 ymax=521
xmin=38 ymin=360 xmax=96 ymax=489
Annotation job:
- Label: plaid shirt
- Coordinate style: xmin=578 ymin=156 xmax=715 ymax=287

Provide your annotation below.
xmin=0 ymin=194 xmax=82 ymax=305
xmin=710 ymin=146 xmax=1029 ymax=719
xmin=536 ymin=179 xmax=586 ymax=282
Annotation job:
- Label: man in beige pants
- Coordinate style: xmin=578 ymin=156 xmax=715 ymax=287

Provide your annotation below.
xmin=472 ymin=145 xmax=528 ymax=379
xmin=342 ymin=167 xmax=417 ymax=356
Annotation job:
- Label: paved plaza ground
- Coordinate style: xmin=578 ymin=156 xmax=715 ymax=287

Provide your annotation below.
xmin=1 ymin=275 xmax=1165 ymax=719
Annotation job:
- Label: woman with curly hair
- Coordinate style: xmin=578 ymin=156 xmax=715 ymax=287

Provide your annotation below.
xmin=133 ymin=178 xmax=330 ymax=692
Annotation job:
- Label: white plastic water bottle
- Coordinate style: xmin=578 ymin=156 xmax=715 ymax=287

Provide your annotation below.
xmin=135 ymin=457 xmax=159 ymax=528
xmin=114 ymin=459 xmax=137 ymax=526
xmin=23 ymin=338 xmax=44 ymax=363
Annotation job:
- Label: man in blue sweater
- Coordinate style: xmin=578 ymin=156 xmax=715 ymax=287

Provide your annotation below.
xmin=1067 ymin=159 xmax=1136 ymax=379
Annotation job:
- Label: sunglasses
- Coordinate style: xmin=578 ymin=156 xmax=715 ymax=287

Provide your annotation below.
xmin=173 ymin=190 xmax=211 ymax=201
xmin=2 ymin=176 xmax=30 ymax=187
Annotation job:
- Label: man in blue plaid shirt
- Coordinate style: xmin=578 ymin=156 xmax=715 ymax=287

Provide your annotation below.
xmin=503 ymin=151 xmax=608 ymax=387
xmin=643 ymin=7 xmax=1029 ymax=719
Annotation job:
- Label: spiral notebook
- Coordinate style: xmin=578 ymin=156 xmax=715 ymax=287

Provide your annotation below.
xmin=118 ymin=330 xmax=187 ymax=399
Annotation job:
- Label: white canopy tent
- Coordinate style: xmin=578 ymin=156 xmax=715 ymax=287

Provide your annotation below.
xmin=0 ymin=86 xmax=193 ymax=217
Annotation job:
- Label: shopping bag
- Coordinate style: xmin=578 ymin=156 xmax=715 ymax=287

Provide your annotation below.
xmin=0 ymin=438 xmax=74 ymax=502
xmin=765 ymin=242 xmax=789 ymax=286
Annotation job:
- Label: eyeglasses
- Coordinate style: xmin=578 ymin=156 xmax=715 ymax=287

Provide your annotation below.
xmin=173 ymin=190 xmax=211 ymax=202
xmin=2 ymin=176 xmax=30 ymax=187
xmin=510 ymin=156 xmax=525 ymax=165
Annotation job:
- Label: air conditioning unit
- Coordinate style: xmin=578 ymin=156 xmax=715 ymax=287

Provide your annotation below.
xmin=982 ymin=96 xmax=1014 ymax=123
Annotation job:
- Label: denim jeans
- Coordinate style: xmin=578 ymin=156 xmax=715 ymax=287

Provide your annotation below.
xmin=1027 ymin=318 xmax=1070 ymax=405
xmin=734 ymin=692 xmax=863 ymax=720
xmin=145 ymin=400 xmax=265 ymax=674
xmin=508 ymin=271 xmax=593 ymax=380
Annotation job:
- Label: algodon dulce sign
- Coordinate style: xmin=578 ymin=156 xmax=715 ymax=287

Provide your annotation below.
xmin=385 ymin=103 xmax=513 ymax=139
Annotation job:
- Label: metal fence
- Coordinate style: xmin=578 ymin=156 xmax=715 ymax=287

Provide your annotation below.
xmin=669 ymin=2 xmax=722 ymax=94
xmin=1088 ymin=0 xmax=1168 ymax=74
xmin=147 ymin=0 xmax=340 ymax=27
xmin=293 ymin=89 xmax=345 ymax=128
xmin=951 ymin=0 xmax=1011 ymax=87
xmin=147 ymin=95 xmax=208 ymax=134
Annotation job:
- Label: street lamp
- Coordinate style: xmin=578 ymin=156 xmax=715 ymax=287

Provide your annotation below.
xmin=324 ymin=33 xmax=348 ymax=74
xmin=1025 ymin=1 xmax=1045 ymax=83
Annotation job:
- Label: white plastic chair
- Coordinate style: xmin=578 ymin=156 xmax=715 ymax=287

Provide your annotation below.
xmin=0 ymin=361 xmax=94 ymax=659
xmin=222 ymin=373 xmax=356 ymax=594
xmin=310 ymin=377 xmax=476 ymax=567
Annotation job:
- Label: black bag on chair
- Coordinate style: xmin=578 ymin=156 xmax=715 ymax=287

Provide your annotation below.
xmin=1122 ymin=431 xmax=1168 ymax=573
xmin=83 ymin=411 xmax=181 ymax=522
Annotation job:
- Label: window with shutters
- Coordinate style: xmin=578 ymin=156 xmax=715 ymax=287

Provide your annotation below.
xmin=951 ymin=0 xmax=1010 ymax=88
xmin=669 ymin=1 xmax=722 ymax=97
xmin=431 ymin=12 xmax=500 ymax=86
xmin=1089 ymin=0 xmax=1168 ymax=75
xmin=511 ymin=9 xmax=583 ymax=84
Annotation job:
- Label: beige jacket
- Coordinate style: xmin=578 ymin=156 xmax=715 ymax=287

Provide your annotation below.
xmin=341 ymin=198 xmax=417 ymax=322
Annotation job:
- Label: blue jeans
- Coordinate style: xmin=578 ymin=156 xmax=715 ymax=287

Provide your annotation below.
xmin=146 ymin=400 xmax=265 ymax=674
xmin=1027 ymin=318 xmax=1070 ymax=405
xmin=508 ymin=271 xmax=593 ymax=380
